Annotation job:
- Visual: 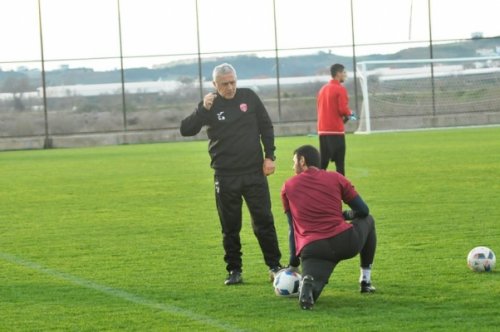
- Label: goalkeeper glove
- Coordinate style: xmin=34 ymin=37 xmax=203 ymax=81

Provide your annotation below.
xmin=343 ymin=210 xmax=355 ymax=220
xmin=349 ymin=112 xmax=358 ymax=121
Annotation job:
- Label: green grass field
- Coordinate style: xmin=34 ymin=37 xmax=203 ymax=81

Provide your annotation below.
xmin=1 ymin=127 xmax=499 ymax=331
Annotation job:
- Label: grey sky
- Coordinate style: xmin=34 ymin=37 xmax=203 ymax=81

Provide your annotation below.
xmin=1 ymin=0 xmax=499 ymax=71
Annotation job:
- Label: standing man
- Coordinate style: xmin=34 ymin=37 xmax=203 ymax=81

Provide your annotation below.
xmin=317 ymin=63 xmax=356 ymax=175
xmin=281 ymin=145 xmax=376 ymax=310
xmin=180 ymin=63 xmax=283 ymax=286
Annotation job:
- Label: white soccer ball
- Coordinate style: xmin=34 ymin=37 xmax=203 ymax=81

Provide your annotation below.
xmin=273 ymin=270 xmax=301 ymax=297
xmin=467 ymin=246 xmax=496 ymax=272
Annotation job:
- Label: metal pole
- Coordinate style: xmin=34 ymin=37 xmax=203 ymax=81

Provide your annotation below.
xmin=409 ymin=0 xmax=413 ymax=40
xmin=428 ymin=0 xmax=436 ymax=116
xmin=350 ymin=0 xmax=359 ymax=114
xmin=195 ymin=0 xmax=204 ymax=99
xmin=37 ymin=0 xmax=51 ymax=148
xmin=272 ymin=0 xmax=282 ymax=122
xmin=117 ymin=0 xmax=128 ymax=132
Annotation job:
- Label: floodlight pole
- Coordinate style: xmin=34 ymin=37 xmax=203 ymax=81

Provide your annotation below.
xmin=37 ymin=0 xmax=51 ymax=149
xmin=195 ymin=0 xmax=204 ymax=99
xmin=117 ymin=0 xmax=128 ymax=133
xmin=272 ymin=0 xmax=282 ymax=122
xmin=428 ymin=0 xmax=436 ymax=116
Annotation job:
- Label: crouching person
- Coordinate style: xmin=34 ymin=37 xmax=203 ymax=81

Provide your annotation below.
xmin=280 ymin=145 xmax=377 ymax=310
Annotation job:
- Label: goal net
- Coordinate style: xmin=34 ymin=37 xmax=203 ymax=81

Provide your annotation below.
xmin=355 ymin=56 xmax=500 ymax=133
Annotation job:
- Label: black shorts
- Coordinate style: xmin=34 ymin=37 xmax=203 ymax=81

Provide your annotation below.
xmin=319 ymin=135 xmax=346 ymax=173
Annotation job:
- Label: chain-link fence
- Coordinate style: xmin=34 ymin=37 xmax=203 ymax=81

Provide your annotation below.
xmin=1 ymin=0 xmax=499 ymax=150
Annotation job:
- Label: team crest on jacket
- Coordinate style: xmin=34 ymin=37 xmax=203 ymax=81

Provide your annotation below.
xmin=240 ymin=103 xmax=248 ymax=112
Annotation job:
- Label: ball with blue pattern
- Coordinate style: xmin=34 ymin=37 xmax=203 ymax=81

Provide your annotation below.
xmin=273 ymin=270 xmax=301 ymax=297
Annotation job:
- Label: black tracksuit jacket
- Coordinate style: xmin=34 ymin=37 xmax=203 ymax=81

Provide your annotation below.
xmin=180 ymin=88 xmax=275 ymax=176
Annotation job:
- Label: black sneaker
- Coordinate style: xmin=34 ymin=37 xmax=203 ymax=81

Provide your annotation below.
xmin=224 ymin=270 xmax=242 ymax=285
xmin=299 ymin=275 xmax=315 ymax=310
xmin=360 ymin=281 xmax=376 ymax=293
xmin=269 ymin=265 xmax=284 ymax=282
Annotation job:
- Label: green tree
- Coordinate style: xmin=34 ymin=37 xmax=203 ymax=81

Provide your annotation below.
xmin=2 ymin=74 xmax=32 ymax=111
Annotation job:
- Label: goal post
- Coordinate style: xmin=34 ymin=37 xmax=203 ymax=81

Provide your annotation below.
xmin=355 ymin=56 xmax=500 ymax=134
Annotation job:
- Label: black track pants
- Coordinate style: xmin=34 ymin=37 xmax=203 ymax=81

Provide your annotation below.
xmin=214 ymin=172 xmax=282 ymax=272
xmin=300 ymin=215 xmax=376 ymax=301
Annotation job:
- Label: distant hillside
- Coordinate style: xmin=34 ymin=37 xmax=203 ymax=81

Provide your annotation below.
xmin=154 ymin=36 xmax=500 ymax=80
xmin=1 ymin=36 xmax=499 ymax=89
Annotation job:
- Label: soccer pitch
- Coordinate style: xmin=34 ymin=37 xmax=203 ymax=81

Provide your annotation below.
xmin=1 ymin=127 xmax=499 ymax=331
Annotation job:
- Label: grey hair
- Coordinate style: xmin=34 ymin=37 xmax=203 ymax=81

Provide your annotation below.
xmin=212 ymin=63 xmax=237 ymax=81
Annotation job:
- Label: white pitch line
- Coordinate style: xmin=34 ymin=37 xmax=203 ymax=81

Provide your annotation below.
xmin=0 ymin=252 xmax=245 ymax=332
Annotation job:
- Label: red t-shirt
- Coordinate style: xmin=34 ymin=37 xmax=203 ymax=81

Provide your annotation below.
xmin=281 ymin=167 xmax=358 ymax=255
xmin=317 ymin=80 xmax=352 ymax=135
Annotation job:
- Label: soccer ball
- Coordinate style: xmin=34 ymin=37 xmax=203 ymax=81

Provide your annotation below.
xmin=467 ymin=246 xmax=496 ymax=272
xmin=273 ymin=270 xmax=301 ymax=297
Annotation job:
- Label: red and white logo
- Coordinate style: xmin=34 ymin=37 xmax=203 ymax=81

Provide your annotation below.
xmin=240 ymin=103 xmax=248 ymax=112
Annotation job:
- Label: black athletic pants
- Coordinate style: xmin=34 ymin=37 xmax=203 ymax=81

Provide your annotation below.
xmin=300 ymin=215 xmax=376 ymax=301
xmin=214 ymin=171 xmax=282 ymax=273
xmin=319 ymin=135 xmax=346 ymax=175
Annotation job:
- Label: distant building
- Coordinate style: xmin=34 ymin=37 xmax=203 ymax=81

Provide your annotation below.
xmin=476 ymin=48 xmax=496 ymax=56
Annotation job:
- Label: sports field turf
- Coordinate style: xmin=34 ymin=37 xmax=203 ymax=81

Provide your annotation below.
xmin=1 ymin=126 xmax=499 ymax=331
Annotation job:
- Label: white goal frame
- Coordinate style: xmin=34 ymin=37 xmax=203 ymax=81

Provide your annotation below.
xmin=356 ymin=55 xmax=500 ymax=134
